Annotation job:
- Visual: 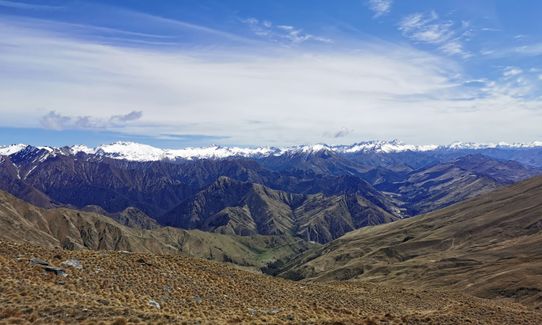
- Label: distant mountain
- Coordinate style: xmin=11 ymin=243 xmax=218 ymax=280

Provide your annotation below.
xmin=2 ymin=139 xmax=542 ymax=164
xmin=163 ymin=176 xmax=401 ymax=243
xmin=378 ymin=154 xmax=539 ymax=215
xmin=0 ymin=141 xmax=539 ymax=244
xmin=0 ymin=189 xmax=315 ymax=269
xmin=278 ymin=175 xmax=542 ymax=308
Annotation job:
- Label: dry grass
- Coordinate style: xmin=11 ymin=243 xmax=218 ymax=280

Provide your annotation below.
xmin=0 ymin=240 xmax=540 ymax=324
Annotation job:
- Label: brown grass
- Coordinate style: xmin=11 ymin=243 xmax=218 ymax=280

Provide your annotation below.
xmin=0 ymin=240 xmax=540 ymax=324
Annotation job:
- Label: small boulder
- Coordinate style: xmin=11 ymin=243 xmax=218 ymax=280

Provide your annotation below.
xmin=30 ymin=258 xmax=49 ymax=266
xmin=61 ymin=259 xmax=82 ymax=269
xmin=148 ymin=299 xmax=160 ymax=309
xmin=43 ymin=266 xmax=66 ymax=276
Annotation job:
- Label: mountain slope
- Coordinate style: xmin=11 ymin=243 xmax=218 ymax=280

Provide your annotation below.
xmin=2 ymin=240 xmax=541 ymax=324
xmin=279 ymin=175 xmax=542 ymax=308
xmin=379 ymin=154 xmax=539 ymax=215
xmin=0 ymin=189 xmax=315 ymax=269
xmin=163 ymin=176 xmax=402 ymax=243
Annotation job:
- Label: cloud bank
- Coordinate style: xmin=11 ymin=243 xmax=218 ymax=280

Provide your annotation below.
xmin=1 ymin=17 xmax=541 ymax=146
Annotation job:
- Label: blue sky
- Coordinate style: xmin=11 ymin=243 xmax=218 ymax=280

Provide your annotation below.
xmin=1 ymin=0 xmax=541 ymax=147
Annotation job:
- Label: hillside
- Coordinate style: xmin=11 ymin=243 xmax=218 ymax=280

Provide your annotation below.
xmin=279 ymin=175 xmax=542 ymax=309
xmin=0 ymin=189 xmax=314 ymax=270
xmin=1 ymin=240 xmax=540 ymax=324
xmin=163 ymin=176 xmax=401 ymax=243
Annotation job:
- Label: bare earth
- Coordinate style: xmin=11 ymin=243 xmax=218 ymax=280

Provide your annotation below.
xmin=0 ymin=241 xmax=540 ymax=324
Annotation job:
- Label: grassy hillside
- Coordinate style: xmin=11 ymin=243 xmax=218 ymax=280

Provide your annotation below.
xmin=1 ymin=240 xmax=540 ymax=324
xmin=279 ymin=175 xmax=542 ymax=309
xmin=0 ymin=189 xmax=315 ymax=270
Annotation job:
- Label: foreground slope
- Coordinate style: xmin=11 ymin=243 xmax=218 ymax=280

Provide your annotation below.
xmin=0 ymin=190 xmax=313 ymax=269
xmin=279 ymin=175 xmax=542 ymax=309
xmin=1 ymin=240 xmax=540 ymax=324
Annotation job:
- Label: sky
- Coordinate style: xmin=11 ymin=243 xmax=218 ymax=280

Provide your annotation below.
xmin=1 ymin=0 xmax=542 ymax=148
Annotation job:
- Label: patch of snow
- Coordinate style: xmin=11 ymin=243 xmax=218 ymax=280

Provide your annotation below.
xmin=0 ymin=144 xmax=27 ymax=156
xmin=336 ymin=140 xmax=438 ymax=153
xmin=69 ymin=145 xmax=95 ymax=155
xmin=24 ymin=165 xmax=38 ymax=179
xmin=96 ymin=142 xmax=166 ymax=161
xmin=166 ymin=145 xmax=278 ymax=160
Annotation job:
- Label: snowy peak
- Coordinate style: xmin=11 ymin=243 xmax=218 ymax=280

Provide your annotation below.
xmin=68 ymin=141 xmax=280 ymax=161
xmin=445 ymin=141 xmax=542 ymax=150
xmin=0 ymin=144 xmax=28 ymax=156
xmin=336 ymin=140 xmax=438 ymax=154
xmin=1 ymin=140 xmax=542 ymax=162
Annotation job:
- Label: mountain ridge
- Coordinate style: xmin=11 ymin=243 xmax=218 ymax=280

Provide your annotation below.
xmin=2 ymin=139 xmax=542 ymax=162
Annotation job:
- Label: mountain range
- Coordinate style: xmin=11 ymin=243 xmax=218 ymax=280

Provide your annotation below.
xmin=0 ymin=140 xmax=540 ymax=243
xmin=2 ymin=139 xmax=542 ymax=162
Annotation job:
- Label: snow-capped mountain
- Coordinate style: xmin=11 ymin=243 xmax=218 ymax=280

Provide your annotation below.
xmin=1 ymin=140 xmax=542 ymax=162
xmin=445 ymin=141 xmax=542 ymax=150
xmin=0 ymin=144 xmax=28 ymax=156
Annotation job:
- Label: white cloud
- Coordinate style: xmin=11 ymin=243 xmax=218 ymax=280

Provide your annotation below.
xmin=512 ymin=43 xmax=542 ymax=56
xmin=0 ymin=0 xmax=60 ymax=10
xmin=1 ymin=20 xmax=541 ymax=145
xmin=398 ymin=11 xmax=471 ymax=58
xmin=503 ymin=66 xmax=523 ymax=78
xmin=242 ymin=18 xmax=332 ymax=44
xmin=440 ymin=40 xmax=469 ymax=57
xmin=367 ymin=0 xmax=393 ymax=18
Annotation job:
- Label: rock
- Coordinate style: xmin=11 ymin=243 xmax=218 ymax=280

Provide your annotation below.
xmin=61 ymin=259 xmax=82 ymax=269
xmin=148 ymin=299 xmax=160 ymax=309
xmin=267 ymin=308 xmax=281 ymax=315
xmin=43 ymin=266 xmax=66 ymax=276
xmin=193 ymin=295 xmax=202 ymax=304
xmin=29 ymin=257 xmax=66 ymax=276
xmin=137 ymin=258 xmax=153 ymax=266
xmin=30 ymin=258 xmax=49 ymax=266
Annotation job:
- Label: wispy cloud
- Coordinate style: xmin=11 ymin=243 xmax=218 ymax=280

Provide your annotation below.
xmin=511 ymin=43 xmax=542 ymax=56
xmin=40 ymin=111 xmax=142 ymax=131
xmin=367 ymin=0 xmax=393 ymax=18
xmin=0 ymin=0 xmax=61 ymax=10
xmin=1 ymin=17 xmax=542 ymax=145
xmin=503 ymin=66 xmax=523 ymax=78
xmin=398 ymin=11 xmax=471 ymax=58
xmin=242 ymin=18 xmax=332 ymax=44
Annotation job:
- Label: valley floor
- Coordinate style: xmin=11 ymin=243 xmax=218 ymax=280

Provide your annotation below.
xmin=0 ymin=241 xmax=540 ymax=324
